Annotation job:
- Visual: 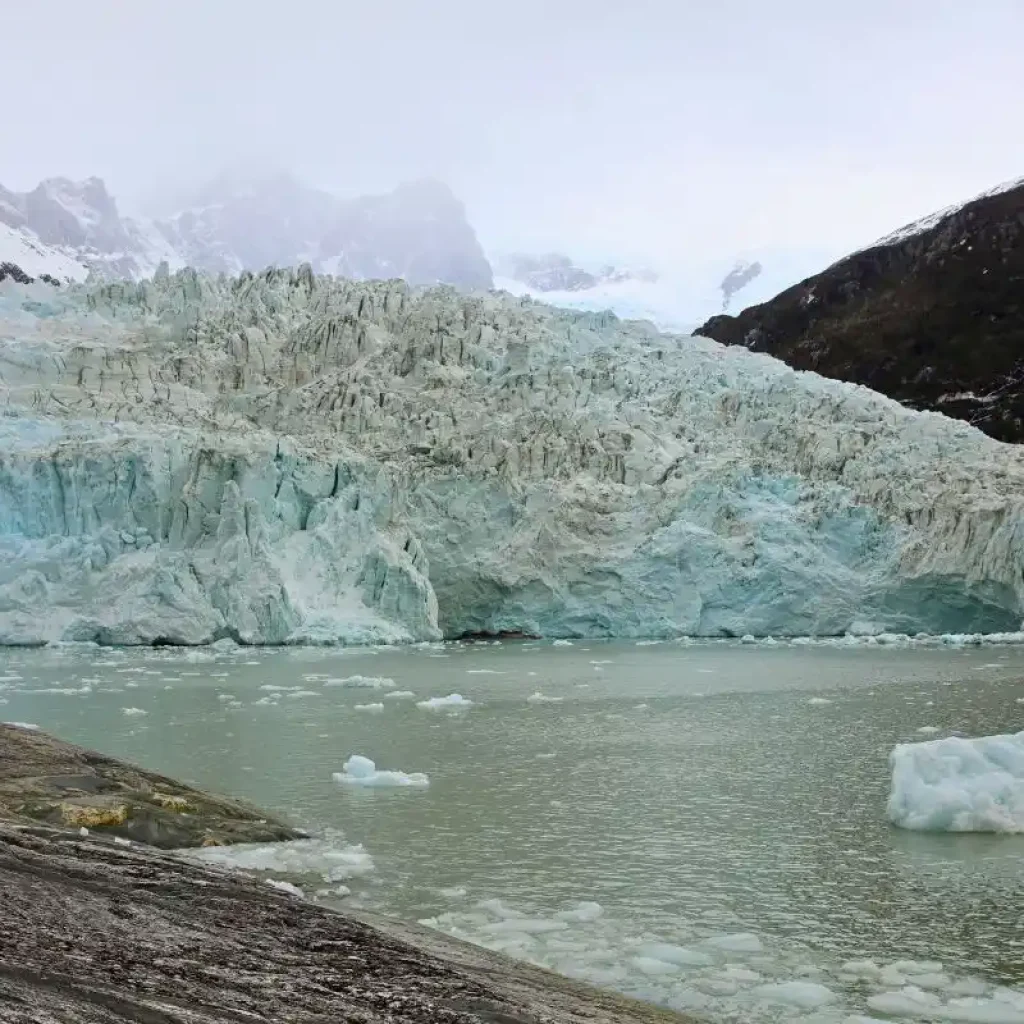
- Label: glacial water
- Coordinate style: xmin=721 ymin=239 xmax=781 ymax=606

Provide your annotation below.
xmin=3 ymin=638 xmax=1024 ymax=1023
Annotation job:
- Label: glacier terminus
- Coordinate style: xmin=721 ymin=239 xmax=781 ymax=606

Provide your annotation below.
xmin=1 ymin=266 xmax=1023 ymax=647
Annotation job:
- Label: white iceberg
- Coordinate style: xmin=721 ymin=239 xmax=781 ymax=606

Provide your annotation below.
xmin=887 ymin=730 xmax=1024 ymax=832
xmin=322 ymin=675 xmax=395 ymax=690
xmin=416 ymin=693 xmax=473 ymax=710
xmin=331 ymin=754 xmax=429 ymax=788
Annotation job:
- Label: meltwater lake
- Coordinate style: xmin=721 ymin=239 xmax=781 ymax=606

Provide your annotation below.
xmin=3 ymin=637 xmax=1023 ymax=1024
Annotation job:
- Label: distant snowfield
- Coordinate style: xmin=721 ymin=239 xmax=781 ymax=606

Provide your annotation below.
xmin=0 ymin=223 xmax=88 ymax=282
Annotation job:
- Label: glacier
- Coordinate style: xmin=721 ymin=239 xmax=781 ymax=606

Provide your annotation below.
xmin=2 ymin=265 xmax=1024 ymax=646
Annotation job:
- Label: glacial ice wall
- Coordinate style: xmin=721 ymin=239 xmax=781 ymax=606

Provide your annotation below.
xmin=1 ymin=265 xmax=1024 ymax=645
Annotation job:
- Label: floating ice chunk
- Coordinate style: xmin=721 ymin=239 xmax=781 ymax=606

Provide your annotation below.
xmin=31 ymin=685 xmax=93 ymax=695
xmin=439 ymin=885 xmax=468 ymax=899
xmin=121 ymin=707 xmax=147 ymax=716
xmin=182 ymin=835 xmax=374 ymax=883
xmin=935 ymin=998 xmax=1024 ymax=1024
xmin=259 ymin=684 xmax=300 ymax=692
xmin=78 ymin=827 xmax=89 ymax=837
xmin=527 ymin=691 xmax=563 ymax=704
xmin=466 ymin=669 xmax=505 ymax=675
xmin=552 ymin=640 xmax=574 ymax=647
xmin=888 ymin=730 xmax=1024 ymax=832
xmin=752 ymin=981 xmax=837 ymax=1008
xmin=704 ymin=932 xmax=763 ymax=953
xmin=867 ymin=985 xmax=943 ymax=1016
xmin=286 ymin=690 xmax=319 ymax=699
xmin=216 ymin=693 xmax=236 ymax=702
xmin=266 ymin=878 xmax=304 ymax=898
xmin=636 ymin=943 xmax=713 ymax=967
xmin=553 ymin=901 xmax=603 ymax=923
xmin=332 ymin=754 xmax=428 ymax=788
xmin=842 ymin=960 xmax=882 ymax=979
xmin=480 ymin=917 xmax=569 ymax=935
xmin=113 ymin=836 xmax=132 ymax=846
xmin=2 ymin=721 xmax=39 ymax=730
xmin=322 ymin=675 xmax=395 ymax=689
xmin=253 ymin=696 xmax=278 ymax=706
xmin=807 ymin=697 xmax=834 ymax=706
xmin=353 ymin=702 xmax=384 ymax=713
xmin=416 ymin=693 xmax=473 ymax=710
xmin=916 ymin=726 xmax=942 ymax=735
xmin=631 ymin=956 xmax=680 ymax=976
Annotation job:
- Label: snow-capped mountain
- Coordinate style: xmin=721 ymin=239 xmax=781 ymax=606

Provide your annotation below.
xmin=0 ymin=174 xmax=493 ymax=289
xmin=697 ymin=174 xmax=1024 ymax=442
xmin=494 ymin=252 xmax=658 ymax=293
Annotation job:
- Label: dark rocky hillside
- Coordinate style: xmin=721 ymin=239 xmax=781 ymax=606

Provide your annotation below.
xmin=696 ymin=179 xmax=1024 ymax=442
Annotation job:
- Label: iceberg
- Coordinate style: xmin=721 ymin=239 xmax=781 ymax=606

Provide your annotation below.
xmin=887 ymin=731 xmax=1024 ymax=832
xmin=3 ymin=268 xmax=1024 ymax=645
xmin=416 ymin=694 xmax=474 ymax=711
xmin=332 ymin=754 xmax=429 ymax=788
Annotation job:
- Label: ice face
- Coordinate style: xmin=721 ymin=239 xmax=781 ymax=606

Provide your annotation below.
xmin=3 ymin=268 xmax=1024 ymax=645
xmin=887 ymin=731 xmax=1024 ymax=833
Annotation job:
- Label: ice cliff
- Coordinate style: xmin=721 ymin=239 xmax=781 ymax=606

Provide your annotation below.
xmin=2 ymin=266 xmax=1024 ymax=646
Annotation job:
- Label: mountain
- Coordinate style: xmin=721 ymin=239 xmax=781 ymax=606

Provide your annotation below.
xmin=495 ymin=252 xmax=658 ymax=293
xmin=0 ymin=174 xmax=493 ymax=289
xmin=696 ymin=176 xmax=1024 ymax=442
xmin=1 ymin=267 xmax=1023 ymax=646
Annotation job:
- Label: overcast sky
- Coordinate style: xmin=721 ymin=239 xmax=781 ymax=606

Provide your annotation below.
xmin=6 ymin=0 xmax=1024 ymax=270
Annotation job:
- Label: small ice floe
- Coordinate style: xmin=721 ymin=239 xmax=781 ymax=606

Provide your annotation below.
xmin=527 ymin=691 xmax=563 ymax=704
xmin=353 ymin=703 xmax=384 ymax=713
xmin=807 ymin=697 xmax=834 ymax=706
xmin=322 ymin=675 xmax=395 ymax=689
xmin=383 ymin=690 xmax=417 ymax=700
xmin=3 ymin=722 xmax=39 ymax=730
xmin=332 ymin=755 xmax=429 ymax=788
xmin=416 ymin=694 xmax=473 ymax=710
xmin=121 ymin=707 xmax=148 ymax=716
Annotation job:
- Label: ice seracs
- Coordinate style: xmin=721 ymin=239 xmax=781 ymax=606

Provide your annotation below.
xmin=887 ymin=731 xmax=1024 ymax=832
xmin=4 ymin=268 xmax=1024 ymax=645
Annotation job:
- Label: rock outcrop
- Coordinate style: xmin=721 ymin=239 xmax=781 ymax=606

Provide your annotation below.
xmin=0 ymin=723 xmax=302 ymax=847
xmin=3 ymin=267 xmax=1024 ymax=644
xmin=0 ymin=174 xmax=493 ymax=289
xmin=696 ymin=177 xmax=1024 ymax=442
xmin=0 ymin=728 xmax=683 ymax=1024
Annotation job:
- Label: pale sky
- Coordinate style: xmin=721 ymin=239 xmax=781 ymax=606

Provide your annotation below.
xmin=6 ymin=0 xmax=1024 ymax=271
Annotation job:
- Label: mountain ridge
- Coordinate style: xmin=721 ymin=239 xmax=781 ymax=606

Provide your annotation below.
xmin=0 ymin=174 xmax=493 ymax=290
xmin=696 ymin=176 xmax=1024 ymax=442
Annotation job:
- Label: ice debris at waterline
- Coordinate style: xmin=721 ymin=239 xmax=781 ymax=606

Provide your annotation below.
xmin=5 ymin=268 xmax=1024 ymax=646
xmin=421 ymin=897 xmax=1024 ymax=1024
xmin=332 ymin=754 xmax=429 ymax=788
xmin=887 ymin=730 xmax=1024 ymax=832
xmin=180 ymin=833 xmax=376 ymax=884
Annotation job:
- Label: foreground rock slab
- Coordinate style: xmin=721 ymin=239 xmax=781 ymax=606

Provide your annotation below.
xmin=0 ymin=728 xmax=685 ymax=1023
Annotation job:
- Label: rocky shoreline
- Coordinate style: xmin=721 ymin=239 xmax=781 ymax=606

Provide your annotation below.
xmin=0 ymin=724 xmax=684 ymax=1023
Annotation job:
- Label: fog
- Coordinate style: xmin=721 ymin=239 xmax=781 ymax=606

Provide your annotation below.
xmin=7 ymin=0 xmax=1024 ymax=271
